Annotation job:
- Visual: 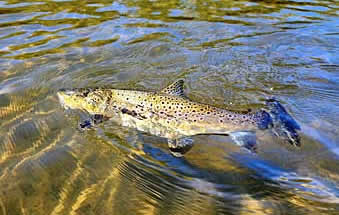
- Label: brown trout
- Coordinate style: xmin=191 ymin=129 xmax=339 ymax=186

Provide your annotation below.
xmin=57 ymin=79 xmax=300 ymax=156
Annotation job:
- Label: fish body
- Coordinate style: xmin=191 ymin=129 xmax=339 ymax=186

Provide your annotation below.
xmin=57 ymin=80 xmax=300 ymax=155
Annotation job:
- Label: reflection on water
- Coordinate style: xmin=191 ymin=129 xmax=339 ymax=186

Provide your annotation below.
xmin=0 ymin=0 xmax=339 ymax=214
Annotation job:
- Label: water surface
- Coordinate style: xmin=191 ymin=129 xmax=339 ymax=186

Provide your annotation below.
xmin=0 ymin=0 xmax=339 ymax=214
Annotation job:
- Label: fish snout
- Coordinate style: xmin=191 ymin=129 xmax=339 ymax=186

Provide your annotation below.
xmin=57 ymin=89 xmax=77 ymax=109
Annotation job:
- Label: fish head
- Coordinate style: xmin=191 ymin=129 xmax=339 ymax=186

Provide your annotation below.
xmin=57 ymin=88 xmax=104 ymax=113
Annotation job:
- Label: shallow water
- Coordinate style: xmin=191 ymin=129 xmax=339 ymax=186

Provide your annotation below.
xmin=0 ymin=0 xmax=339 ymax=214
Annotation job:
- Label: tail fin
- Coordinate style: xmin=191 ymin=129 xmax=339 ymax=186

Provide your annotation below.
xmin=265 ymin=98 xmax=301 ymax=146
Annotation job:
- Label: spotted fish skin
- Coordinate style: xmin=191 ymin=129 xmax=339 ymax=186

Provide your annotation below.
xmin=59 ymin=90 xmax=269 ymax=137
xmin=57 ymin=79 xmax=300 ymax=152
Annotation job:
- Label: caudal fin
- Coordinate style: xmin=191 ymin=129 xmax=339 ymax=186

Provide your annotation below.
xmin=265 ymin=98 xmax=301 ymax=146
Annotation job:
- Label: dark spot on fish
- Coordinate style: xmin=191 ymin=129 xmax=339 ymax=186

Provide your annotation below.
xmin=140 ymin=114 xmax=147 ymax=119
xmin=121 ymin=107 xmax=146 ymax=120
xmin=83 ymin=90 xmax=90 ymax=97
xmin=106 ymin=97 xmax=111 ymax=104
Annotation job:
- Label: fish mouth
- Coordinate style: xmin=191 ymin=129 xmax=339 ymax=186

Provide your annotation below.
xmin=57 ymin=89 xmax=76 ymax=109
xmin=58 ymin=88 xmax=76 ymax=95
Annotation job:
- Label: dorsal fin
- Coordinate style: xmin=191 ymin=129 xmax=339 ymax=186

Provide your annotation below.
xmin=160 ymin=79 xmax=185 ymax=97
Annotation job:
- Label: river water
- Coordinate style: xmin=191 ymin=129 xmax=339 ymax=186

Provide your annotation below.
xmin=0 ymin=0 xmax=338 ymax=214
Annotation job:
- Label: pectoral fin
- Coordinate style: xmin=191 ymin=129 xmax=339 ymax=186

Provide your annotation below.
xmin=79 ymin=114 xmax=110 ymax=130
xmin=229 ymin=131 xmax=257 ymax=152
xmin=168 ymin=137 xmax=194 ymax=157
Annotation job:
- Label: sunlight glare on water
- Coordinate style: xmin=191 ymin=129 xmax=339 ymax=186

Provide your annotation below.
xmin=0 ymin=0 xmax=338 ymax=214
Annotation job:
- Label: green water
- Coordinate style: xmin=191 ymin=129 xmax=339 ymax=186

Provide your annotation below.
xmin=0 ymin=0 xmax=338 ymax=214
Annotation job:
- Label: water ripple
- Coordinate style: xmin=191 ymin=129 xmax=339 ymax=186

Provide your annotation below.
xmin=0 ymin=0 xmax=338 ymax=214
